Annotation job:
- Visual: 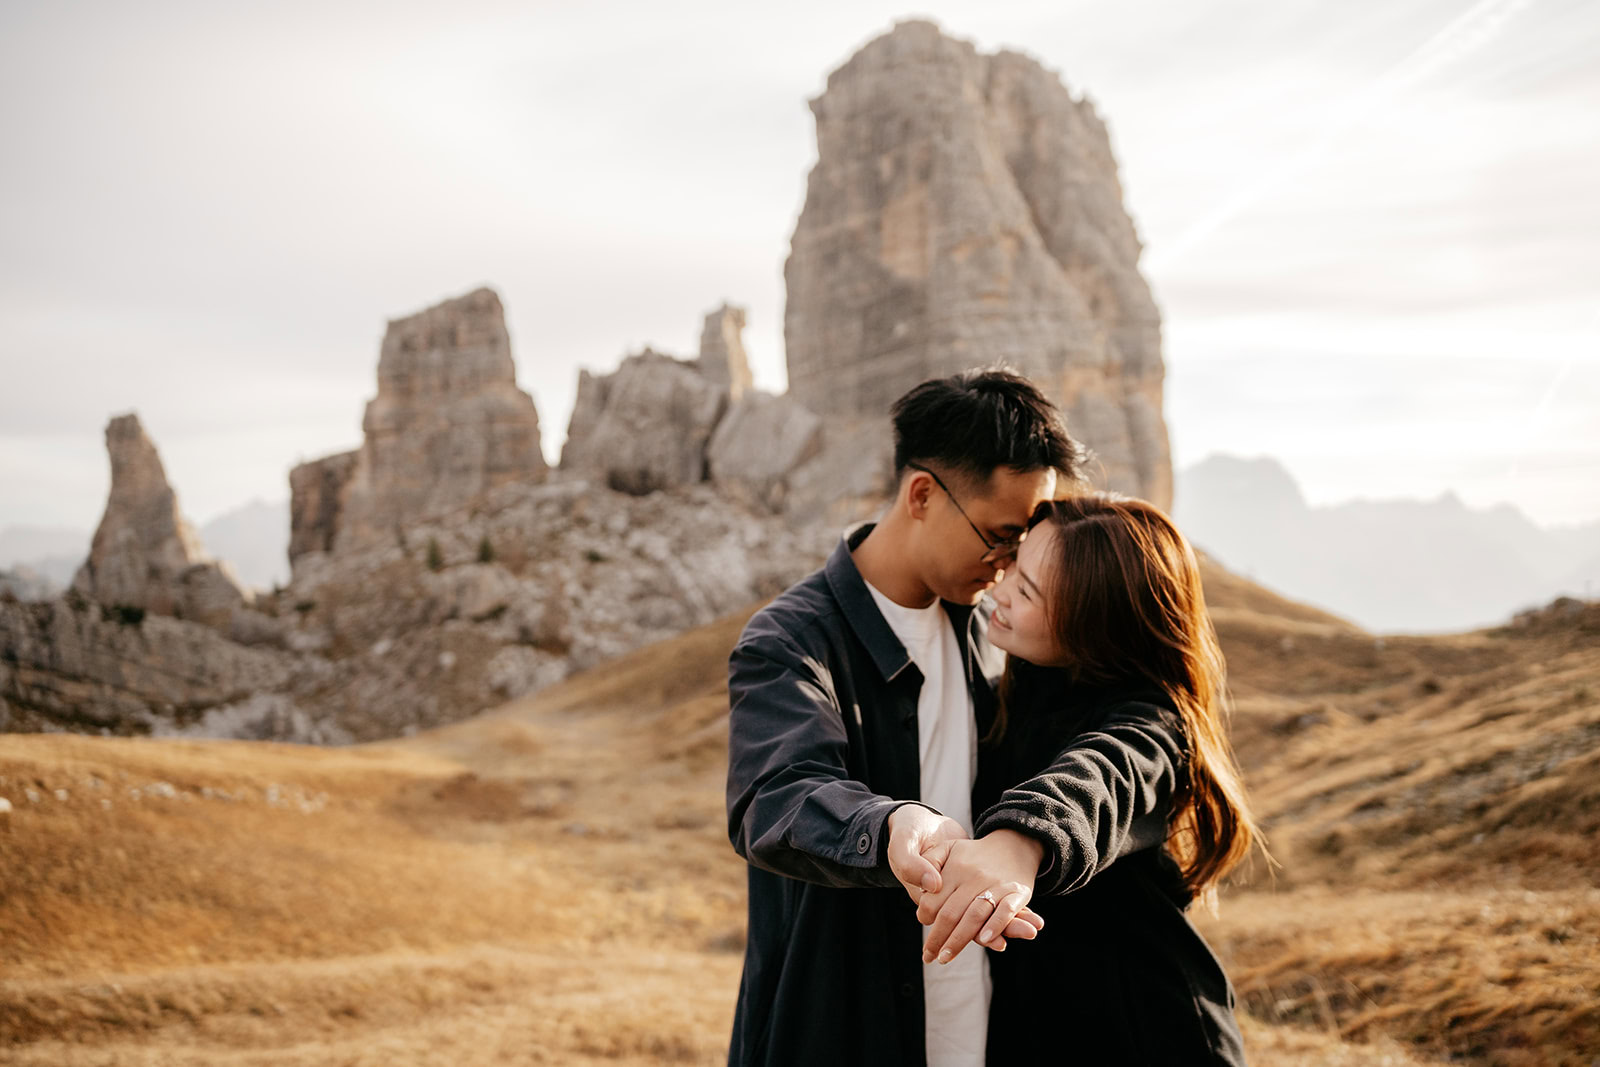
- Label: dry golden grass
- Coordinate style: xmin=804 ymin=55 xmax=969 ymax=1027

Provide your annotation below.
xmin=1201 ymin=599 xmax=1600 ymax=1066
xmin=1 ymin=611 xmax=751 ymax=1064
xmin=2 ymin=590 xmax=1596 ymax=1063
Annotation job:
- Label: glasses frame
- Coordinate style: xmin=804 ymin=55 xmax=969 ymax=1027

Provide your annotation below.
xmin=905 ymin=462 xmax=1023 ymax=564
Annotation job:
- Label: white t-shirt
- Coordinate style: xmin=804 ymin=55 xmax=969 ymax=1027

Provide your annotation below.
xmin=864 ymin=581 xmax=992 ymax=1067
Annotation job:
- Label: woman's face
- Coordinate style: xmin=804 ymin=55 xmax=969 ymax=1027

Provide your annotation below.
xmin=987 ymin=522 xmax=1069 ymax=667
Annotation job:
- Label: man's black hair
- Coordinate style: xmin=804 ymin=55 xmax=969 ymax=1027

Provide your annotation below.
xmin=890 ymin=368 xmax=1084 ymax=490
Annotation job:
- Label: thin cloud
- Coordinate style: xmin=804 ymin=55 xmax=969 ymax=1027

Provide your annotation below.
xmin=1146 ymin=0 xmax=1540 ymax=273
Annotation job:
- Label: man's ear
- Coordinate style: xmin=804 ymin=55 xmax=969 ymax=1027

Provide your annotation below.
xmin=903 ymin=470 xmax=936 ymax=521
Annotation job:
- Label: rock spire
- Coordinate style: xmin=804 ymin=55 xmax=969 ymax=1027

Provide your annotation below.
xmin=71 ymin=413 xmax=249 ymax=625
xmin=783 ymin=20 xmax=1172 ymax=506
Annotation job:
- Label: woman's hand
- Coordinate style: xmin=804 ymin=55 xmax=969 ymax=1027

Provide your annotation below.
xmin=889 ymin=809 xmax=1043 ymax=950
xmin=921 ymin=837 xmax=1045 ymax=950
xmin=915 ymin=829 xmax=1046 ymax=964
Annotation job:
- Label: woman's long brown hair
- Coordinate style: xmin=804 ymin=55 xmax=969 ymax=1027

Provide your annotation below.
xmin=991 ymin=493 xmax=1266 ymax=905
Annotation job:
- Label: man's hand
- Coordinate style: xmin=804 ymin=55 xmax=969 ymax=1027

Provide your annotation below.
xmin=886 ymin=804 xmax=967 ymax=904
xmin=916 ymin=829 xmax=1046 ymax=964
xmin=890 ymin=811 xmax=1044 ymax=952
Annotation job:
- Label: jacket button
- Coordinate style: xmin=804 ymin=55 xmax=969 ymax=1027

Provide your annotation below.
xmin=899 ymin=982 xmax=915 ymax=998
xmin=855 ymin=833 xmax=871 ymax=854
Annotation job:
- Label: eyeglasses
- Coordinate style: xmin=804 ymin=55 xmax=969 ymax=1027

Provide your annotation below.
xmin=905 ymin=462 xmax=1024 ymax=564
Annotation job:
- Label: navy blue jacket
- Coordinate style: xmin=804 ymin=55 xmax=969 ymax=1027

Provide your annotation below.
xmin=725 ymin=524 xmax=1002 ymax=1066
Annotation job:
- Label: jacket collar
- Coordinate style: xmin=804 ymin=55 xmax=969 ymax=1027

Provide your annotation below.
xmin=825 ymin=522 xmax=917 ymax=683
xmin=825 ymin=521 xmax=999 ymax=690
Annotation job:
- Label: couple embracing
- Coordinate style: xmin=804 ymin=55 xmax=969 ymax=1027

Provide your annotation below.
xmin=725 ymin=370 xmax=1262 ymax=1065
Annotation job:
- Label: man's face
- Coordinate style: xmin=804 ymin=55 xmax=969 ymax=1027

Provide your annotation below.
xmin=915 ymin=465 xmax=1057 ymax=605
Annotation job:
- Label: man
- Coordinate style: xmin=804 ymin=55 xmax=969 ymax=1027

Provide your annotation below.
xmin=725 ymin=369 xmax=1085 ymax=1066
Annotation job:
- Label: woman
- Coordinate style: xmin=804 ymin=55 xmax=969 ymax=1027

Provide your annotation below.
xmin=914 ymin=493 xmax=1265 ymax=1065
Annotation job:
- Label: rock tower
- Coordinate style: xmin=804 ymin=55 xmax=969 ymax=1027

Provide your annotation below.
xmin=290 ymin=286 xmax=548 ymax=559
xmin=71 ymin=413 xmax=249 ymax=625
xmin=783 ymin=20 xmax=1171 ymax=506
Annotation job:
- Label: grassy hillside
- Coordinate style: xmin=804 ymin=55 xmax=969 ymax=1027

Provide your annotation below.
xmin=1202 ymin=598 xmax=1600 ymax=1065
xmin=1 ymin=582 xmax=1595 ymax=1065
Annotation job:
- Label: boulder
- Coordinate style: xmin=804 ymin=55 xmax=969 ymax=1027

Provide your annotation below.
xmin=559 ymin=349 xmax=727 ymax=495
xmin=783 ymin=416 xmax=898 ymax=527
xmin=707 ymin=391 xmax=824 ymax=512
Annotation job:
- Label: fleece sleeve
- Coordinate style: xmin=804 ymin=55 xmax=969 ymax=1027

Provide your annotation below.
xmin=973 ymin=701 xmax=1186 ymax=896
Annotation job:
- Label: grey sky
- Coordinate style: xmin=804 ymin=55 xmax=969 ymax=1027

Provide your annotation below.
xmin=2 ymin=0 xmax=1596 ymax=532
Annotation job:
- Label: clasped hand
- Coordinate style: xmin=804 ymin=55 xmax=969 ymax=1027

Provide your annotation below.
xmin=886 ymin=805 xmax=1045 ymax=963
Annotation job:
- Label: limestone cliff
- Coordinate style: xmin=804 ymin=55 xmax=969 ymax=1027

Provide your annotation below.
xmin=287 ymin=450 xmax=357 ymax=561
xmin=784 ymin=20 xmax=1171 ymax=507
xmin=6 ymin=25 xmax=1188 ymax=744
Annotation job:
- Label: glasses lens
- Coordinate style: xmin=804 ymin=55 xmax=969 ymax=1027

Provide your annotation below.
xmin=983 ymin=541 xmax=1020 ymax=563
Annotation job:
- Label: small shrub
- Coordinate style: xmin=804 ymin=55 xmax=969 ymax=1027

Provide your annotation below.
xmin=294 ymin=600 xmax=317 ymax=615
xmin=426 ymin=537 xmax=444 ymax=572
xmin=477 ymin=535 xmax=496 ymax=564
xmin=585 ymin=549 xmax=606 ymax=564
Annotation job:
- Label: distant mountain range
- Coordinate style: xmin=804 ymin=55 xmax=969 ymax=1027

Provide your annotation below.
xmin=0 ymin=499 xmax=291 ymax=597
xmin=193 ymin=499 xmax=292 ymax=592
xmin=0 ymin=525 xmax=85 ymax=594
xmin=1173 ymin=454 xmax=1599 ymax=633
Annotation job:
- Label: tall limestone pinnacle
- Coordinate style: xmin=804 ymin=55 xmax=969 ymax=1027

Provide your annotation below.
xmin=784 ymin=19 xmax=1172 ymax=507
xmin=295 ymin=286 xmax=549 ymax=557
xmin=71 ymin=413 xmax=249 ymax=624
